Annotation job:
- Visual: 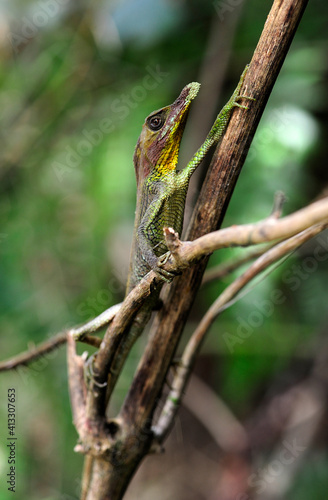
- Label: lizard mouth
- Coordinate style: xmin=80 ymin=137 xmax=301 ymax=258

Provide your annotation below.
xmin=157 ymin=81 xmax=201 ymax=142
xmin=177 ymin=81 xmax=201 ymax=103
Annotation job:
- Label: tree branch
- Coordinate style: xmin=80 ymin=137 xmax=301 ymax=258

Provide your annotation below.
xmin=2 ymin=193 xmax=325 ymax=376
xmin=172 ymin=197 xmax=328 ymax=265
xmin=120 ymin=0 xmax=310 ymax=434
xmin=152 ymin=223 xmax=327 ymax=442
xmin=0 ymin=331 xmax=67 ymax=372
xmin=0 ymin=330 xmax=101 ymax=373
xmin=202 ymin=243 xmax=275 ymax=285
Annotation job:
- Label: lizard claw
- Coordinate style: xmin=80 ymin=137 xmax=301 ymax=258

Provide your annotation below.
xmin=155 ymin=252 xmax=181 ymax=283
xmin=233 ymin=95 xmax=256 ymax=110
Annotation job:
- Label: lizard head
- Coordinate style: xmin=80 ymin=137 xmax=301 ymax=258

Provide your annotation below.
xmin=133 ymin=82 xmax=200 ymax=185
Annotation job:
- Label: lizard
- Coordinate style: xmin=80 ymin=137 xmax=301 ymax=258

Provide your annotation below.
xmin=72 ymin=65 xmax=252 ymax=343
xmin=126 ymin=65 xmax=253 ymax=294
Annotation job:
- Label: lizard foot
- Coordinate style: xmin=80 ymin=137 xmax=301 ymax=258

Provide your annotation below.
xmin=84 ymin=353 xmax=107 ymax=388
xmin=155 ymin=252 xmax=182 ymax=283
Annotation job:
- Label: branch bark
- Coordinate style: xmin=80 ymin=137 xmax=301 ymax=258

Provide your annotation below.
xmin=153 ymin=223 xmax=327 ymax=442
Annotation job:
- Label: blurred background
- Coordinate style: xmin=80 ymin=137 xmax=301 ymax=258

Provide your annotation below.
xmin=1 ymin=0 xmax=328 ymax=499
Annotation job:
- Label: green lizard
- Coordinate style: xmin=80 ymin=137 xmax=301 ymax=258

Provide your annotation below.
xmin=72 ymin=65 xmax=252 ymax=342
xmin=126 ymin=65 xmax=251 ymax=294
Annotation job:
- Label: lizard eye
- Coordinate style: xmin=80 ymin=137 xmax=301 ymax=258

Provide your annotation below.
xmin=147 ymin=115 xmax=164 ymax=131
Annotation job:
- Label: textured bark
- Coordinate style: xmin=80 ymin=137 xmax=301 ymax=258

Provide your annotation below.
xmin=86 ymin=458 xmax=141 ymax=500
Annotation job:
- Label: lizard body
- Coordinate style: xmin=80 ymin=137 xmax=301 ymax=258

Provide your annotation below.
xmin=126 ymin=66 xmax=250 ymax=294
xmin=125 ymin=81 xmax=200 ymax=293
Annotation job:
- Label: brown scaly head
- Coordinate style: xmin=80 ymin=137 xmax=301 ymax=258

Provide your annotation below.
xmin=133 ymin=82 xmax=200 ymax=186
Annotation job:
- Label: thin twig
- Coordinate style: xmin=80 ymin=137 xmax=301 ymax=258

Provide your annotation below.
xmin=67 ymin=334 xmax=87 ymax=437
xmin=153 ymin=224 xmax=327 ymax=442
xmin=0 ymin=331 xmax=67 ymax=372
xmin=0 ymin=302 xmax=122 ymax=372
xmin=174 ymin=197 xmax=328 ymax=265
xmin=202 ymin=243 xmax=276 ymax=285
xmin=179 ymin=373 xmax=248 ymax=453
xmin=71 ymin=303 xmax=122 ymax=340
xmin=0 ymin=331 xmax=101 ymax=372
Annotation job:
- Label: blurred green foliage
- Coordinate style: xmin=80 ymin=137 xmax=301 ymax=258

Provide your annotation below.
xmin=1 ymin=0 xmax=328 ymax=499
